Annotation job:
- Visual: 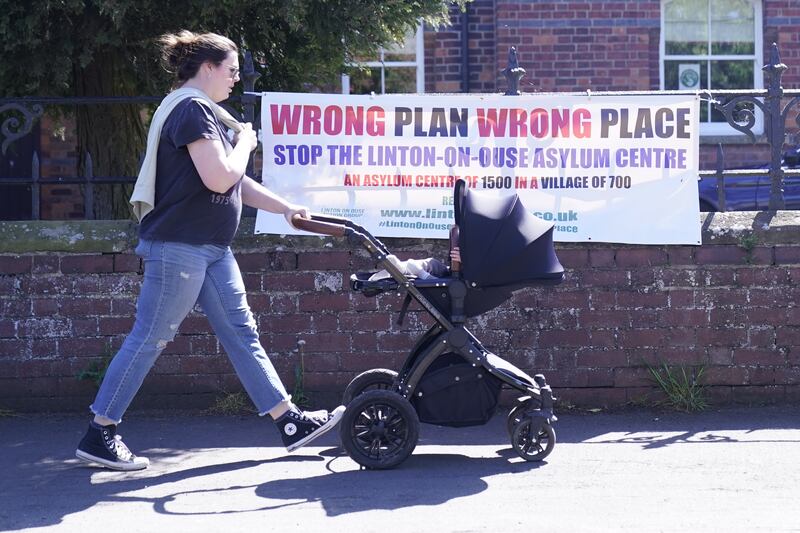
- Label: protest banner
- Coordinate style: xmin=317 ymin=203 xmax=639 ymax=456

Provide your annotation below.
xmin=255 ymin=92 xmax=700 ymax=245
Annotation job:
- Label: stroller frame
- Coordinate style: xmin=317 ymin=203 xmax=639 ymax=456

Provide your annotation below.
xmin=293 ymin=209 xmax=558 ymax=469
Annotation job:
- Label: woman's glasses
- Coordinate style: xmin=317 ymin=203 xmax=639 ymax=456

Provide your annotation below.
xmin=222 ymin=65 xmax=240 ymax=78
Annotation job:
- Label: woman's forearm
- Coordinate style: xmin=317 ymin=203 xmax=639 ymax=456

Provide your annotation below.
xmin=241 ymin=176 xmax=294 ymax=213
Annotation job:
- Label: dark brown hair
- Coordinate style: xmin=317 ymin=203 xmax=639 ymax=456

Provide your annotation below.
xmin=159 ymin=30 xmax=238 ymax=84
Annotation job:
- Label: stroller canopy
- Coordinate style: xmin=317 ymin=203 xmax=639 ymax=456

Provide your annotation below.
xmin=455 ymin=180 xmax=564 ymax=287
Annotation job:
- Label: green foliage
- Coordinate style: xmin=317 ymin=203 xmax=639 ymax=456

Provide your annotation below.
xmin=293 ymin=341 xmax=310 ymax=408
xmin=0 ymin=1 xmax=466 ymax=218
xmin=207 ymin=390 xmax=256 ymax=415
xmin=646 ymin=362 xmax=708 ymax=412
xmin=0 ymin=0 xmax=468 ymax=97
xmin=738 ymin=233 xmax=759 ymax=264
xmin=76 ymin=353 xmax=113 ymax=389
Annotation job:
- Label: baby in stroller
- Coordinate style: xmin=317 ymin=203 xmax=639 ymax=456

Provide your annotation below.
xmin=291 ymin=179 xmax=563 ymax=469
xmin=368 ymin=248 xmax=461 ymax=281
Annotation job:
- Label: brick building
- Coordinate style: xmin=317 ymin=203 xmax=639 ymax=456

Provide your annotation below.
xmin=419 ymin=0 xmax=799 ymax=168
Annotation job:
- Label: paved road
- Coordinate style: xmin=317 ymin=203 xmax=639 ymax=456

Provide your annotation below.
xmin=1 ymin=406 xmax=799 ymax=532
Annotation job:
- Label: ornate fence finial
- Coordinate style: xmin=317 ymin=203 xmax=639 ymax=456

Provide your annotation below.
xmin=503 ymin=47 xmax=525 ymax=96
xmin=241 ymin=50 xmax=261 ymax=126
xmin=242 ymin=51 xmax=261 ymax=94
xmin=1 ymin=103 xmax=44 ymax=155
xmin=764 ymin=42 xmax=788 ymax=81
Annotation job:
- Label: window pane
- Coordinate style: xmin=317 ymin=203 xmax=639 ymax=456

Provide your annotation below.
xmin=664 ymin=0 xmax=708 ymax=55
xmin=350 ymin=29 xmax=417 ymax=63
xmin=345 ymin=66 xmax=417 ymax=94
xmin=710 ymin=59 xmax=753 ymax=89
xmin=665 ymin=60 xmax=709 ymax=90
xmin=384 ymin=31 xmax=417 ymax=62
xmin=384 ymin=67 xmax=417 ymax=93
xmin=710 ymin=0 xmax=754 ymax=55
xmin=665 ymin=60 xmax=709 ymax=121
xmin=347 ymin=68 xmax=381 ymax=94
xmin=709 ymin=60 xmax=754 ymax=122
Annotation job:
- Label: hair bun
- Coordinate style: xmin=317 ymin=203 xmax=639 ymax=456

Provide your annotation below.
xmin=158 ymin=30 xmax=237 ymax=84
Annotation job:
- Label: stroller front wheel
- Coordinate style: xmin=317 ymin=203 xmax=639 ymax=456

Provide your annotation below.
xmin=506 ymin=399 xmax=534 ymax=437
xmin=339 ymin=389 xmax=419 ymax=470
xmin=511 ymin=418 xmax=556 ymax=462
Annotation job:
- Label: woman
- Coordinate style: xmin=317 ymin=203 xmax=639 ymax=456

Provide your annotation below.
xmin=75 ymin=31 xmax=344 ymax=471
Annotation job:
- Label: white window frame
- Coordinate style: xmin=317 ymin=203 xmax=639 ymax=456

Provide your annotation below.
xmin=660 ymin=0 xmax=763 ymax=137
xmin=341 ymin=24 xmax=425 ymax=95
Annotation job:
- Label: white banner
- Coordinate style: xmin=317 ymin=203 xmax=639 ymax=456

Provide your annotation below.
xmin=255 ymin=92 xmax=700 ymax=245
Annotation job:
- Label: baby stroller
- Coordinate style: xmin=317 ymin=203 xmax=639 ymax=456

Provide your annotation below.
xmin=292 ymin=179 xmax=564 ymax=469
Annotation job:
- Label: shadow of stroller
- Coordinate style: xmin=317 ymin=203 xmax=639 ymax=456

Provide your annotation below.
xmin=253 ymin=449 xmax=547 ymax=517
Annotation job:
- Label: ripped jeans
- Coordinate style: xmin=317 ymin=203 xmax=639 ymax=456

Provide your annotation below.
xmin=90 ymin=239 xmax=289 ymax=423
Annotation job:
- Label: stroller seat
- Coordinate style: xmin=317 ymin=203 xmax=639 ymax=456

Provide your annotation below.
xmin=351 ymin=270 xmax=454 ymax=297
xmin=351 ymin=271 xmax=399 ymax=296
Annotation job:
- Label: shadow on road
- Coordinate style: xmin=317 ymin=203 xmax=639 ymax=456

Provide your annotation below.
xmin=2 ymin=445 xmax=544 ymax=528
xmin=252 ymin=449 xmax=546 ymax=517
xmin=2 ymin=406 xmax=799 ymax=529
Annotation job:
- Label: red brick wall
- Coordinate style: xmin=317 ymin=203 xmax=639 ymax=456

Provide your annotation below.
xmin=38 ymin=115 xmax=84 ymax=220
xmin=2 ymin=216 xmax=799 ymax=413
xmin=494 ymin=0 xmax=661 ymax=92
xmin=426 ymin=0 xmax=499 ymax=94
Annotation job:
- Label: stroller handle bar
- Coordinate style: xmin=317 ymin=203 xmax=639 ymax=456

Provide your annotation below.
xmin=291 ymin=214 xmax=347 ymax=237
xmin=290 ymin=214 xmax=391 ymax=255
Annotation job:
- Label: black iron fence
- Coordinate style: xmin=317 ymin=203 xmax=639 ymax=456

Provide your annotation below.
xmin=0 ymin=52 xmax=262 ymax=220
xmin=2 ymin=46 xmax=800 ymax=219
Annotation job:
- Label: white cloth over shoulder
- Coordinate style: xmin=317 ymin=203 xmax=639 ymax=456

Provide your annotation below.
xmin=129 ymin=87 xmax=243 ymax=222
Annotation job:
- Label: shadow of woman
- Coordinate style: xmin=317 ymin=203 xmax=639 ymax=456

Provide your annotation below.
xmin=3 ymin=453 xmax=323 ymax=530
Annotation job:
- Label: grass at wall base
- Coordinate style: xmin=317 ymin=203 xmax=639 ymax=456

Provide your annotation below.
xmin=646 ymin=362 xmax=708 ymax=412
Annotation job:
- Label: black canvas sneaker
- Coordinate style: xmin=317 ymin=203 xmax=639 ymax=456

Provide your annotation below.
xmin=75 ymin=422 xmax=149 ymax=471
xmin=277 ymin=405 xmax=346 ymax=452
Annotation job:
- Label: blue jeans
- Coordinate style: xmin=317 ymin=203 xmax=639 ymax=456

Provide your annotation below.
xmin=91 ymin=239 xmax=289 ymax=423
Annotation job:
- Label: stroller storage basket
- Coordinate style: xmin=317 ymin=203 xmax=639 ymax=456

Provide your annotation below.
xmin=411 ymin=353 xmax=503 ymax=427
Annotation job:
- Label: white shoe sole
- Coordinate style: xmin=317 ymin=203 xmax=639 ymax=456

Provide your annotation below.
xmin=75 ymin=449 xmax=149 ymax=471
xmin=286 ymin=405 xmax=346 ymax=452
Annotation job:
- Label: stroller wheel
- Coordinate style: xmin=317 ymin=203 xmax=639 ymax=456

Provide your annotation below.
xmin=340 ymin=389 xmax=419 ymax=470
xmin=342 ymin=368 xmax=398 ymax=405
xmin=511 ymin=419 xmax=556 ymax=462
xmin=506 ymin=402 xmax=530 ymax=437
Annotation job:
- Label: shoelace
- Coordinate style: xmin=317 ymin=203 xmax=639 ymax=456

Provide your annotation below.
xmin=293 ymin=409 xmax=328 ymax=424
xmin=109 ymin=435 xmax=134 ymax=461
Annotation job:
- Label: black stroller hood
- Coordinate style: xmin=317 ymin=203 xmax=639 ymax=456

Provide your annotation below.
xmin=454 ymin=180 xmax=564 ymax=287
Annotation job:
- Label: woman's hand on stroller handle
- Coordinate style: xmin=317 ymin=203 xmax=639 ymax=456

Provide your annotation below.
xmin=290 ymin=213 xmax=347 ymax=237
xmin=283 ymin=204 xmax=309 ymax=226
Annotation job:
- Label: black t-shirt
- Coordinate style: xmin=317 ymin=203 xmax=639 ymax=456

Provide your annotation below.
xmin=139 ymin=98 xmax=242 ymax=245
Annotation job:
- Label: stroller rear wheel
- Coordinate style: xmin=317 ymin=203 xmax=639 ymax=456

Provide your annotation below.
xmin=339 ymin=389 xmax=419 ymax=470
xmin=511 ymin=418 xmax=556 ymax=462
xmin=342 ymin=368 xmax=398 ymax=405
